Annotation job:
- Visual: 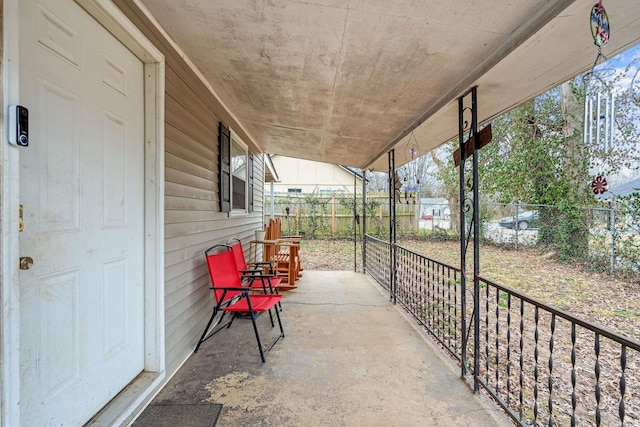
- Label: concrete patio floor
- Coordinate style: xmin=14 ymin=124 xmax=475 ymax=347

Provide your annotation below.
xmin=135 ymin=271 xmax=513 ymax=426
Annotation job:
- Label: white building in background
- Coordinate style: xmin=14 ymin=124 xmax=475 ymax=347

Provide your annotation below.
xmin=267 ymin=155 xmax=363 ymax=195
xmin=420 ymin=198 xmax=451 ymax=219
xmin=419 ymin=198 xmax=451 ymax=230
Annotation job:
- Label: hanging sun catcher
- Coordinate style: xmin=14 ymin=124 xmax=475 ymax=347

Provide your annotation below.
xmin=591 ymin=175 xmax=608 ymax=195
xmin=397 ymin=132 xmax=421 ymax=204
xmin=590 ymin=2 xmax=609 ymax=48
xmin=588 ymin=2 xmax=610 ymax=197
xmin=405 ymin=132 xmax=420 ymax=164
xmin=586 ymin=1 xmax=610 ymax=77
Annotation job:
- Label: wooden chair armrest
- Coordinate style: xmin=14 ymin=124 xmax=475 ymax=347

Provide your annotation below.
xmin=279 ymin=236 xmax=301 ymax=242
xmin=248 ymin=261 xmax=276 ymax=266
xmin=247 ymin=261 xmax=276 ymax=269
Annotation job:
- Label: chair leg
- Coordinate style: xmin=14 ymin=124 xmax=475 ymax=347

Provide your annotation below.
xmin=261 ymin=277 xmax=282 ymax=312
xmin=267 ymin=306 xmax=275 ymax=327
xmin=266 ymin=277 xmax=283 ymax=312
xmin=194 ymin=306 xmax=219 ymax=353
xmin=275 ymin=305 xmax=285 ymax=339
xmin=249 ymin=310 xmax=266 ymax=363
xmin=255 ymin=274 xmax=283 ymax=310
xmin=264 ymin=305 xmax=286 ymax=354
xmin=226 ymin=312 xmax=236 ymax=328
xmin=250 ymin=307 xmax=285 ymax=363
xmin=273 ymin=285 xmax=283 ymax=312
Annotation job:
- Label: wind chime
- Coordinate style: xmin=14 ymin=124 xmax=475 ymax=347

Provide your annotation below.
xmin=587 ymin=1 xmax=611 ymax=196
xmin=396 ymin=132 xmax=420 ymax=204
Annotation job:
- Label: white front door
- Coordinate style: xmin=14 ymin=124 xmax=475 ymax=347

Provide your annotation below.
xmin=18 ymin=0 xmax=146 ymax=424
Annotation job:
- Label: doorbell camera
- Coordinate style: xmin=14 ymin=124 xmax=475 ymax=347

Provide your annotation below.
xmin=9 ymin=105 xmax=29 ymax=147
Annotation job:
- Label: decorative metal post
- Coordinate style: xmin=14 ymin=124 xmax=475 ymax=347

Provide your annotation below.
xmin=354 ymin=170 xmax=357 ymax=272
xmin=362 ymin=170 xmax=367 ymax=274
xmin=458 ymin=95 xmax=468 ymax=378
xmin=471 ymin=87 xmax=481 ymax=394
xmin=458 ymin=87 xmax=480 ymax=389
xmin=388 ymin=149 xmax=397 ymax=303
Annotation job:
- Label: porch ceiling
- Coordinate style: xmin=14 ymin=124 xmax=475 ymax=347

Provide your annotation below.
xmin=138 ymin=0 xmax=640 ymax=171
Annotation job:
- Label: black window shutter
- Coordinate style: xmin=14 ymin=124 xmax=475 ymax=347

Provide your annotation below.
xmin=248 ymin=154 xmax=255 ymax=213
xmin=219 ymin=122 xmax=231 ymax=212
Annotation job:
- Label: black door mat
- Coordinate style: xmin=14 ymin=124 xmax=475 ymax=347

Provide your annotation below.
xmin=133 ymin=403 xmax=222 ymax=427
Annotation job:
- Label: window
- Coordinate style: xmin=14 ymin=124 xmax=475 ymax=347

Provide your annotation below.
xmin=219 ymin=121 xmax=254 ymax=214
xmin=231 ymin=138 xmax=247 ymax=210
xmin=287 ymin=188 xmax=302 ymax=194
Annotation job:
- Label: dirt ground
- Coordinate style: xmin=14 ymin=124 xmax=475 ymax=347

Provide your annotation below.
xmin=300 ymin=238 xmax=640 ymax=341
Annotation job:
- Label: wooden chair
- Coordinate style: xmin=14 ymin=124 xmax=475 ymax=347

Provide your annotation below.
xmin=194 ymin=244 xmax=284 ymax=362
xmin=264 ymin=219 xmax=303 ymax=287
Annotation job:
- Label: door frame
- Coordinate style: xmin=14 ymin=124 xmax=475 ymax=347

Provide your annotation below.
xmin=1 ymin=0 xmax=166 ymax=425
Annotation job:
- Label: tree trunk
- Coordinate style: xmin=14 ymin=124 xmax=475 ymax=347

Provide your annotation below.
xmin=559 ymin=80 xmax=590 ymax=260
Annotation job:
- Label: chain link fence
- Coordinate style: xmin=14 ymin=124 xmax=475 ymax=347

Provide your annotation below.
xmin=264 ymin=194 xmax=639 ymax=275
xmin=481 ymin=203 xmax=638 ymax=274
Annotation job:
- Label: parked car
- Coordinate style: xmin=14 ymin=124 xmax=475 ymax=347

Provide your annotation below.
xmin=498 ymin=210 xmax=539 ymax=230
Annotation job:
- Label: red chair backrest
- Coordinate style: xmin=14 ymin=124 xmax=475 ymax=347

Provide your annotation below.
xmin=206 ymin=248 xmax=244 ymax=304
xmin=229 ymin=242 xmax=248 ymax=271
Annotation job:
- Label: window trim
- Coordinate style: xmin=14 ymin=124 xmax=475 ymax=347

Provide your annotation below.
xmin=219 ymin=122 xmax=231 ymax=212
xmin=219 ymin=121 xmax=254 ymax=215
xmin=230 ymin=134 xmax=248 ymax=214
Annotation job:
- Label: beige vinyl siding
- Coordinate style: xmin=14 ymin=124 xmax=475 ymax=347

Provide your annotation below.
xmin=253 ymin=154 xmax=265 ymax=212
xmin=270 ymin=155 xmax=361 ymax=194
xmin=113 ymin=1 xmax=265 ymax=376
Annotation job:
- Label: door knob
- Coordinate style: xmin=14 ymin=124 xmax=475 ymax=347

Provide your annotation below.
xmin=19 ymin=257 xmax=33 ymax=270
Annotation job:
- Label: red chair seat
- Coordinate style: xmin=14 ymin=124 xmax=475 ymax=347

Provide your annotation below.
xmin=222 ymin=294 xmax=282 ymax=312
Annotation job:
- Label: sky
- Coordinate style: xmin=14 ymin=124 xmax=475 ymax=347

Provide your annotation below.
xmin=590 ymin=42 xmax=640 ymax=186
xmin=593 ymin=42 xmax=640 ymax=91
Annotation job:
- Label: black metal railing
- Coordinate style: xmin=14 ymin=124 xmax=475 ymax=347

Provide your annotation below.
xmin=364 ymin=235 xmax=391 ymax=290
xmin=364 ymin=235 xmax=640 ymax=426
xmin=395 ymin=244 xmax=464 ymax=360
xmin=365 ymin=235 xmax=464 ymax=360
xmin=475 ymin=275 xmax=640 ymax=426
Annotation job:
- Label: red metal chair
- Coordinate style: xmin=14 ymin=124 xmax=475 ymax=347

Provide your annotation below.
xmin=194 ymin=244 xmax=285 ymax=362
xmin=227 ymin=238 xmax=283 ymax=312
xmin=227 ymin=237 xmax=283 ymax=295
